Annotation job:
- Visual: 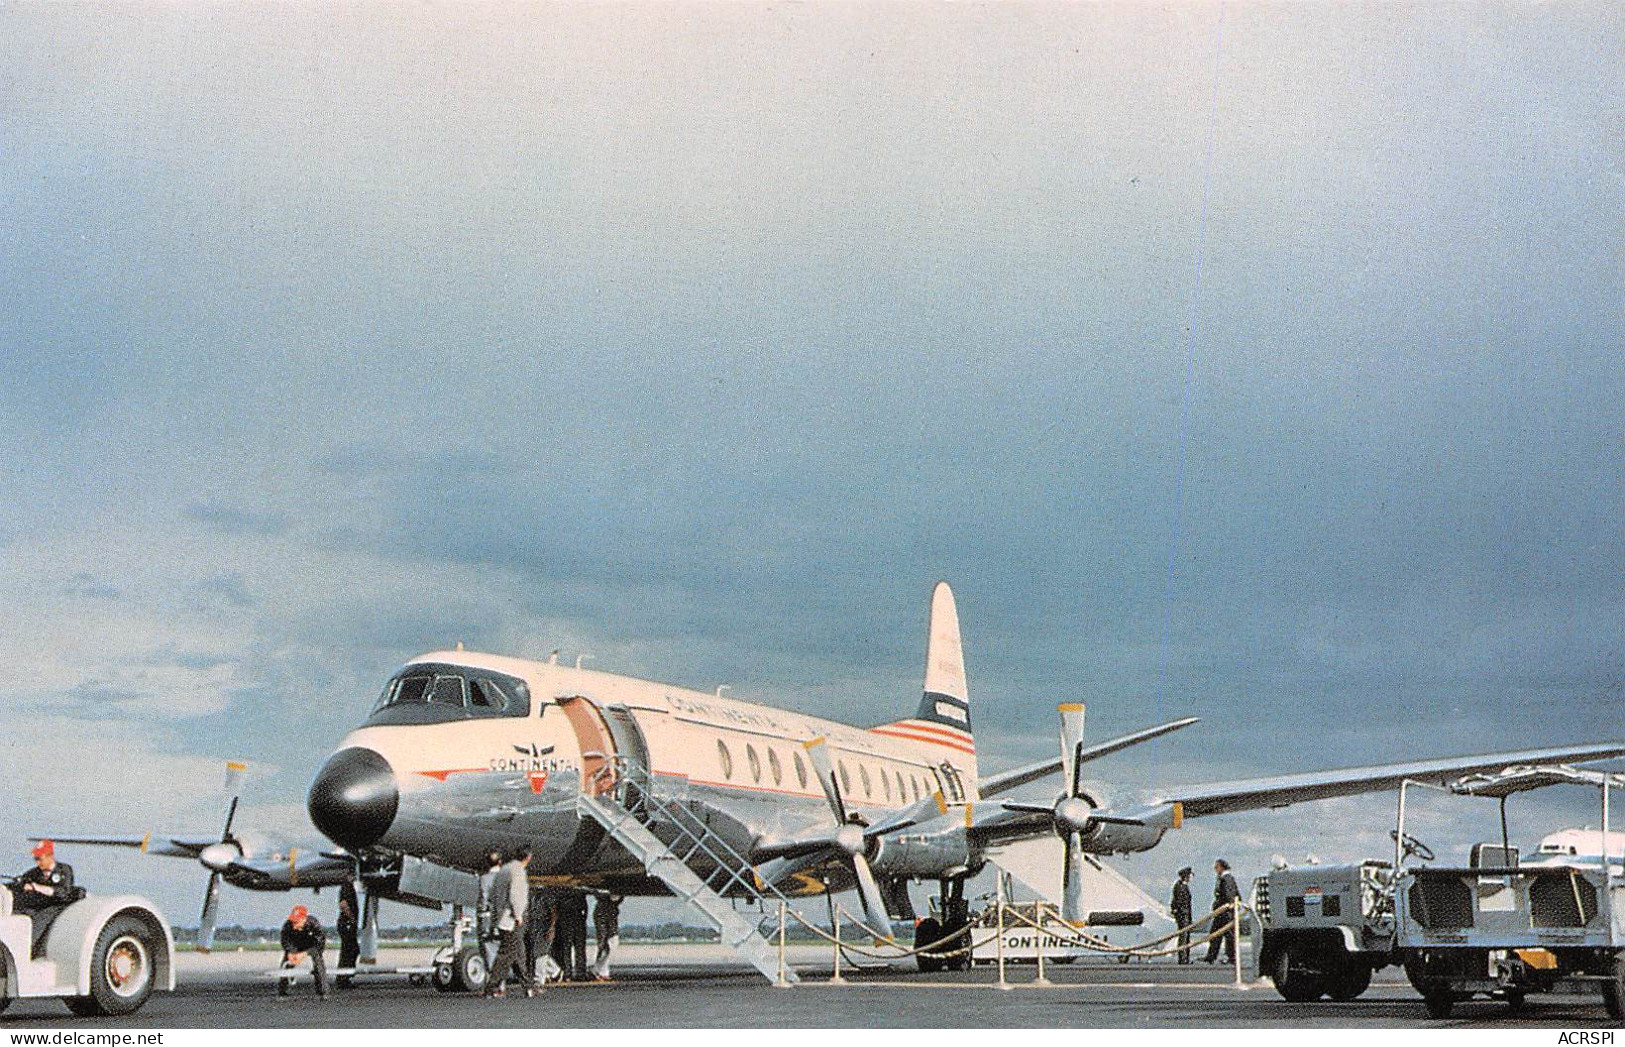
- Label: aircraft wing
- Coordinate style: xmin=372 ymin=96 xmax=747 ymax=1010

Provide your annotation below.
xmin=978 ymin=717 xmax=1201 ymax=799
xmin=1156 ymin=741 xmax=1625 ymax=818
xmin=27 ymin=834 xmax=215 ymax=859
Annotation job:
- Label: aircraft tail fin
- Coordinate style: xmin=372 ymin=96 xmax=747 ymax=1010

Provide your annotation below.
xmin=868 ymin=582 xmax=976 ymax=763
xmin=917 ymin=581 xmax=971 ymax=733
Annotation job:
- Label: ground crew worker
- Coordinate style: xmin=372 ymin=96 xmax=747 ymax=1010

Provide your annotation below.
xmin=1171 ymin=867 xmax=1193 ymax=965
xmin=478 ymin=849 xmax=502 ymax=941
xmin=526 ymin=886 xmax=559 ymax=983
xmin=278 ymin=904 xmax=329 ymax=998
xmin=591 ymin=894 xmax=621 ymax=981
xmin=483 ymin=846 xmax=538 ymax=999
xmin=10 ymin=841 xmax=75 ymax=914
xmin=555 ymin=890 xmax=589 ymax=981
xmin=335 ymin=882 xmax=361 ymax=989
xmin=1204 ymin=858 xmax=1240 ymax=965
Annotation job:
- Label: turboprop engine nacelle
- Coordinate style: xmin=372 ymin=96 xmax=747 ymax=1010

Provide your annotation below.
xmin=867 ymin=822 xmax=973 ymax=879
xmin=1077 ymin=802 xmax=1181 ymax=855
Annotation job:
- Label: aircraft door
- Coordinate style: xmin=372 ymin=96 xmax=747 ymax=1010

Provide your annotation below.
xmin=601 ymin=704 xmax=652 ymax=803
xmin=557 ymin=697 xmax=618 ymax=797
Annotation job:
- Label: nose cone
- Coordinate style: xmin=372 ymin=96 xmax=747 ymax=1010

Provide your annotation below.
xmin=308 ymin=748 xmax=399 ymax=850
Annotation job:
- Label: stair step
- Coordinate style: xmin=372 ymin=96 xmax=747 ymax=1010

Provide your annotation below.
xmin=577 ymin=792 xmax=799 ymax=985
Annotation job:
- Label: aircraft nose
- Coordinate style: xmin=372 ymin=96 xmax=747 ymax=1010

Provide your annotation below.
xmin=307 ymin=747 xmax=399 ymax=850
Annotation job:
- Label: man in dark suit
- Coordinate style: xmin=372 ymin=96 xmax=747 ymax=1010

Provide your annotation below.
xmin=1204 ymin=858 xmax=1241 ymax=964
xmin=1171 ymin=867 xmax=1194 ymax=964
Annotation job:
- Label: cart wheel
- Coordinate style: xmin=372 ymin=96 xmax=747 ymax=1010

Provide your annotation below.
xmin=1602 ymin=951 xmax=1625 ymax=1022
xmin=1504 ymin=990 xmax=1526 ymax=1014
xmin=1424 ymin=994 xmax=1455 ymax=1019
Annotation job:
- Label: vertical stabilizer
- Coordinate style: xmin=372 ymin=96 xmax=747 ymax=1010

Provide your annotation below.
xmin=918 ymin=581 xmax=970 ymax=731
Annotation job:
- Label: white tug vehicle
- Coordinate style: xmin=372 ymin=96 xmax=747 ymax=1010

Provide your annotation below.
xmin=0 ymin=885 xmax=174 ymax=1017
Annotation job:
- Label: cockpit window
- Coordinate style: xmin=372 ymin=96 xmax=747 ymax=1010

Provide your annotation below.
xmin=366 ymin=664 xmax=531 ymax=726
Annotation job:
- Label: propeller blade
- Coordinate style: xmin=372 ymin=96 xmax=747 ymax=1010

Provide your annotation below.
xmin=849 ymin=853 xmax=892 ymax=939
xmin=1061 ymin=830 xmax=1085 ymax=923
xmin=197 ymin=871 xmax=223 ymax=953
xmin=1058 ymin=703 xmax=1086 ymax=797
xmin=220 ymin=761 xmax=247 ymax=840
xmin=803 ymin=738 xmax=848 ymax=824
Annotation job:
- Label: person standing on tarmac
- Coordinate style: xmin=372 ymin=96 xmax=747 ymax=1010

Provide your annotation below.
xmin=559 ymin=891 xmax=590 ymax=981
xmin=591 ymin=894 xmax=621 ymax=981
xmin=278 ymin=905 xmax=329 ymax=999
xmin=1171 ymin=867 xmax=1194 ymax=965
xmin=10 ymin=841 xmax=74 ymax=915
xmin=335 ymin=882 xmax=361 ymax=989
xmin=483 ymin=847 xmax=539 ymax=999
xmin=526 ymin=886 xmax=559 ymax=983
xmin=1204 ymin=859 xmax=1241 ymax=965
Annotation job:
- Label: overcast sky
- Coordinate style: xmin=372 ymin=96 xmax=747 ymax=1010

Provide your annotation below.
xmin=2 ymin=1 xmax=1621 ymax=929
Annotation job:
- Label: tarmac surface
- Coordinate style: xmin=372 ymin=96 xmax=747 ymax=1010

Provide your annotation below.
xmin=2 ymin=944 xmax=1620 ymax=1028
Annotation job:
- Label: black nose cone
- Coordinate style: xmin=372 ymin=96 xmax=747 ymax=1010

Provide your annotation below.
xmin=308 ymin=748 xmax=398 ymax=850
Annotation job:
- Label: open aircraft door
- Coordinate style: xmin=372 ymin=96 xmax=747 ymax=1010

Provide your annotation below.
xmin=557 ymin=697 xmax=654 ymax=803
xmin=557 ymin=697 xmax=619 ymax=797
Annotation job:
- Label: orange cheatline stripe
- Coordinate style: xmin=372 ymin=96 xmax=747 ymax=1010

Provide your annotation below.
xmin=416 ymin=768 xmax=489 ymax=781
xmin=889 ymin=720 xmax=974 ymax=743
xmin=868 ymin=728 xmax=977 ymax=755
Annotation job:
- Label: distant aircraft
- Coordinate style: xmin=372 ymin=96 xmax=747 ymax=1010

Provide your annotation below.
xmin=295 ymin=582 xmax=1625 ymax=978
xmin=34 ymin=763 xmax=357 ymax=952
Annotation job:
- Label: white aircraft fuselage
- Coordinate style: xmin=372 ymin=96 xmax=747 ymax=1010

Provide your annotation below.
xmin=310 ymin=649 xmax=982 ymax=895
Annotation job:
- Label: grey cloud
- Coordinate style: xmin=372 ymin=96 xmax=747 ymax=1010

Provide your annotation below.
xmin=185 ymin=503 xmax=292 ymax=537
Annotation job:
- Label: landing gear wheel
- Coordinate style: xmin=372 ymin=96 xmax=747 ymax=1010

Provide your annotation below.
xmin=447 ymin=944 xmax=488 ymax=993
xmin=66 ymin=915 xmax=160 ymax=1017
xmin=1271 ymin=944 xmax=1324 ymax=1003
xmin=914 ymin=918 xmax=944 ymax=973
xmin=1424 ymin=994 xmax=1455 ymax=1019
xmin=943 ymin=920 xmax=972 ymax=972
xmin=1326 ymin=962 xmax=1372 ymax=1002
xmin=1601 ymin=950 xmax=1625 ymax=1022
xmin=1503 ymin=990 xmax=1527 ymax=1014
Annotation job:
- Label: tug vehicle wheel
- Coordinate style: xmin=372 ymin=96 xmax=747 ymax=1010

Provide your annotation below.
xmin=1271 ymin=944 xmax=1324 ymax=1003
xmin=69 ymin=915 xmax=160 ymax=1017
xmin=1423 ymin=993 xmax=1455 ymax=1019
xmin=1326 ymin=961 xmax=1371 ymax=1002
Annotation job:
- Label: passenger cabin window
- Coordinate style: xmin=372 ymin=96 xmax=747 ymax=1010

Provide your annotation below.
xmin=793 ymin=752 xmax=809 ymax=789
xmin=768 ymin=748 xmax=783 ymax=786
xmin=858 ymin=764 xmax=872 ymax=798
xmin=366 ymin=664 xmax=530 ymax=726
xmin=747 ymin=744 xmax=762 ymax=783
xmin=880 ymin=767 xmax=891 ymax=801
xmin=838 ymin=761 xmax=852 ymax=795
xmin=717 ymin=740 xmax=734 ymax=780
xmin=896 ymin=771 xmax=906 ymax=801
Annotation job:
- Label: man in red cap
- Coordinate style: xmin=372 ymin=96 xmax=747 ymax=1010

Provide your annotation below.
xmin=278 ymin=903 xmax=329 ymax=998
xmin=11 ymin=840 xmax=75 ymax=915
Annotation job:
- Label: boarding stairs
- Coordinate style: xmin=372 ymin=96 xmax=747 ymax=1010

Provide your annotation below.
xmin=576 ymin=768 xmax=800 ymax=984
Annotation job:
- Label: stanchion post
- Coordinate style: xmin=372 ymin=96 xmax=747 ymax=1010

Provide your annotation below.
xmin=996 ymin=890 xmax=1010 ymax=990
xmin=776 ymin=900 xmax=790 ymax=988
xmin=1033 ymin=901 xmax=1051 ymax=986
xmin=830 ymin=902 xmax=846 ymax=985
xmin=1232 ymin=899 xmax=1244 ymax=989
